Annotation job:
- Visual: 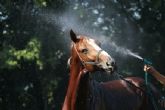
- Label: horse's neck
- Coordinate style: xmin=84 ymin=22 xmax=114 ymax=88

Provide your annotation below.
xmin=76 ymin=73 xmax=91 ymax=110
xmin=62 ymin=52 xmax=87 ymax=110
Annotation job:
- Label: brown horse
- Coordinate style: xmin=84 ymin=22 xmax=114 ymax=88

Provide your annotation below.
xmin=62 ymin=30 xmax=161 ymax=110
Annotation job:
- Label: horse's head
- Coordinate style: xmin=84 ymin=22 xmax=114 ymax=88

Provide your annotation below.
xmin=69 ymin=30 xmax=116 ymax=74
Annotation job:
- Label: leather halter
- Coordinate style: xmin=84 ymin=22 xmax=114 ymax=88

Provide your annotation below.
xmin=73 ymin=44 xmax=103 ymax=66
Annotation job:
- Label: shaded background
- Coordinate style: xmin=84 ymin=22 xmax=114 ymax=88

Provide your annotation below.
xmin=0 ymin=0 xmax=165 ymax=110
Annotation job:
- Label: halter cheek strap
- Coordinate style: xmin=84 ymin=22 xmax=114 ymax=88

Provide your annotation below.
xmin=83 ymin=49 xmax=103 ymax=65
xmin=73 ymin=44 xmax=103 ymax=66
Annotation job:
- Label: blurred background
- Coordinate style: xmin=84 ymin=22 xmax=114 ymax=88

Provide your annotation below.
xmin=0 ymin=0 xmax=165 ymax=110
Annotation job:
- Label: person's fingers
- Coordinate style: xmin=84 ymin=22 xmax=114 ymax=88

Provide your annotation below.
xmin=144 ymin=65 xmax=148 ymax=71
xmin=144 ymin=65 xmax=151 ymax=72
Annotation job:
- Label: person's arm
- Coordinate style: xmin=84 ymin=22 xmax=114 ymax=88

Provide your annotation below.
xmin=144 ymin=65 xmax=165 ymax=85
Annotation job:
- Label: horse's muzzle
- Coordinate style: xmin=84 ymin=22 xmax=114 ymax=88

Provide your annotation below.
xmin=105 ymin=60 xmax=116 ymax=74
xmin=97 ymin=59 xmax=116 ymax=74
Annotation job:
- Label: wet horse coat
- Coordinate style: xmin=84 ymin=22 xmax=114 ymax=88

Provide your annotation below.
xmin=76 ymin=73 xmax=150 ymax=110
xmin=62 ymin=30 xmax=160 ymax=110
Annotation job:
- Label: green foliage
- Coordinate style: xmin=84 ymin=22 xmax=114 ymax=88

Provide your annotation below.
xmin=0 ymin=0 xmax=165 ymax=110
xmin=1 ymin=38 xmax=43 ymax=69
xmin=47 ymin=79 xmax=59 ymax=104
xmin=34 ymin=0 xmax=47 ymax=7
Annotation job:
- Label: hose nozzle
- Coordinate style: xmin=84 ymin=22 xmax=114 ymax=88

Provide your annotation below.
xmin=142 ymin=58 xmax=152 ymax=65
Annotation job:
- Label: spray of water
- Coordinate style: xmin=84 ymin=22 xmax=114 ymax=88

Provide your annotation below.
xmin=127 ymin=50 xmax=143 ymax=60
xmin=38 ymin=2 xmax=143 ymax=61
xmin=100 ymin=38 xmax=143 ymax=60
xmin=39 ymin=10 xmax=99 ymax=37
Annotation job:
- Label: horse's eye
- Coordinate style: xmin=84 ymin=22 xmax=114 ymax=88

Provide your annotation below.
xmin=81 ymin=49 xmax=88 ymax=54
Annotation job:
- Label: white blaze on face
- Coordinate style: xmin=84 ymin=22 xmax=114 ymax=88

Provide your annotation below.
xmin=88 ymin=39 xmax=101 ymax=51
xmin=88 ymin=38 xmax=114 ymax=72
xmin=88 ymin=38 xmax=111 ymax=59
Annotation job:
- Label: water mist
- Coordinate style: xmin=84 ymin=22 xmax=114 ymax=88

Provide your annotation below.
xmin=38 ymin=1 xmax=144 ymax=69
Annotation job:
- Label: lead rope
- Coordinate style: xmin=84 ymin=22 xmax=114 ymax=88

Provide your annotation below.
xmin=145 ymin=71 xmax=159 ymax=110
xmin=117 ymin=74 xmax=145 ymax=93
xmin=118 ymin=72 xmax=159 ymax=110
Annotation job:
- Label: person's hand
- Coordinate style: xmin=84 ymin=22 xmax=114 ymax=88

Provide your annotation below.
xmin=144 ymin=65 xmax=157 ymax=75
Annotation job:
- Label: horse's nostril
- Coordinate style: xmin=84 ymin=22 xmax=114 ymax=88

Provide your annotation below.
xmin=111 ymin=61 xmax=115 ymax=66
xmin=106 ymin=62 xmax=111 ymax=66
xmin=106 ymin=61 xmax=115 ymax=66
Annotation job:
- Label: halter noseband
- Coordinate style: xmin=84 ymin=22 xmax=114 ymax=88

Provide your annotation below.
xmin=73 ymin=44 xmax=103 ymax=66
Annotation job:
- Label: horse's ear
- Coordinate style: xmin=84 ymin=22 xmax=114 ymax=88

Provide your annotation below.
xmin=70 ymin=29 xmax=78 ymax=43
